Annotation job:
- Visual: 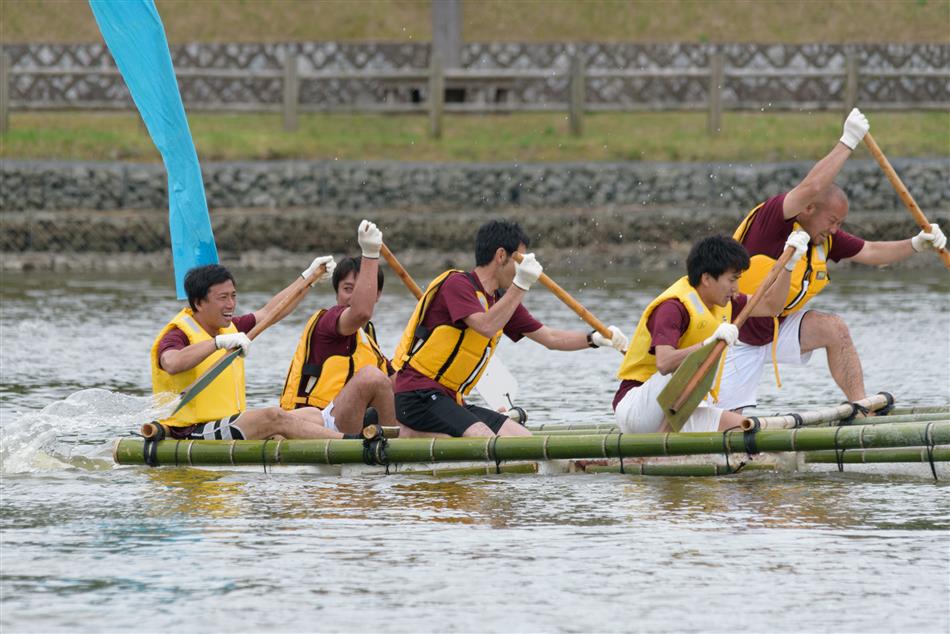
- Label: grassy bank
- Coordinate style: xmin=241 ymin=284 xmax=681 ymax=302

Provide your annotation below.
xmin=3 ymin=0 xmax=949 ymax=43
xmin=2 ymin=111 xmax=947 ymax=163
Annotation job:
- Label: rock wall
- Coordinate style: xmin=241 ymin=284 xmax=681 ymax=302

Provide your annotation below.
xmin=3 ymin=158 xmax=948 ymax=214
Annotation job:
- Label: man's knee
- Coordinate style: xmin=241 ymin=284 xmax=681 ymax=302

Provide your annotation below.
xmin=353 ymin=366 xmax=391 ymax=391
xmin=804 ymin=311 xmax=852 ymax=348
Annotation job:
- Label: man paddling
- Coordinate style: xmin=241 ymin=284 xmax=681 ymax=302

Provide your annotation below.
xmin=613 ymin=234 xmax=807 ymax=433
xmin=392 ymin=219 xmax=628 ymax=438
xmin=152 ymin=260 xmax=388 ymax=440
xmin=717 ymin=108 xmax=947 ymax=412
xmin=279 ymin=220 xmax=405 ymax=436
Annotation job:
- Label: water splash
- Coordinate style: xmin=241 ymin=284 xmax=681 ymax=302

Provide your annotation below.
xmin=1 ymin=388 xmax=170 ymax=474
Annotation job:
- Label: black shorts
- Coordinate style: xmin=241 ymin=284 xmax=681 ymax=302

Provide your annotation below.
xmin=395 ymin=390 xmax=508 ymax=437
xmin=167 ymin=414 xmax=246 ymax=440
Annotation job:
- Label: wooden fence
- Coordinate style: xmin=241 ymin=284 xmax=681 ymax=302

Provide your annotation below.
xmin=1 ymin=51 xmax=947 ymax=136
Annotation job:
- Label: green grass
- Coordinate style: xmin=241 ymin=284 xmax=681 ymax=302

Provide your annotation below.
xmin=2 ymin=111 xmax=947 ymax=163
xmin=2 ymin=0 xmax=949 ymax=43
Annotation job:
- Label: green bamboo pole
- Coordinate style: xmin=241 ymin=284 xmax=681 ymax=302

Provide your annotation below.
xmin=803 ymin=445 xmax=950 ymax=464
xmin=113 ymin=421 xmax=950 ymax=467
xmin=390 ymin=416 xmax=947 ymax=439
xmin=581 ymin=462 xmax=776 ymax=476
xmin=528 ymin=423 xmax=620 ymax=432
xmin=400 ymin=463 xmax=539 ymax=476
xmin=888 ymin=406 xmax=950 ymax=416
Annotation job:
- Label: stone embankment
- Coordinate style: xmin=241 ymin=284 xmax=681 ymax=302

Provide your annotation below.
xmin=2 ymin=159 xmax=947 ymax=271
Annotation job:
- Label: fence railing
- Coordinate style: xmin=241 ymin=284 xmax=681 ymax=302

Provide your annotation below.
xmin=1 ymin=51 xmax=947 ymax=136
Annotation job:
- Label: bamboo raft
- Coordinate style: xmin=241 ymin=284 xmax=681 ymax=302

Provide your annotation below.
xmin=114 ymin=397 xmax=950 ymax=480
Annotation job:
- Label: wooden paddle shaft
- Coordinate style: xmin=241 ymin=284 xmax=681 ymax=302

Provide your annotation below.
xmin=863 ymin=132 xmax=950 ymax=269
xmin=246 ymin=263 xmax=327 ymax=340
xmin=670 ymin=245 xmax=796 ymax=413
xmin=381 ymin=243 xmax=424 ymax=299
xmin=511 ymin=252 xmax=612 ymax=338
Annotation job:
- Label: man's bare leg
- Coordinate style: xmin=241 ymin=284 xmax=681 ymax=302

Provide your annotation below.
xmin=327 ymin=366 xmax=397 ymax=435
xmin=235 ymin=406 xmax=343 ymax=439
xmin=800 ymin=310 xmax=867 ymax=402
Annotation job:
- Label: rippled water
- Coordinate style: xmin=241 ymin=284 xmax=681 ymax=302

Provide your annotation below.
xmin=2 ymin=266 xmax=949 ymax=632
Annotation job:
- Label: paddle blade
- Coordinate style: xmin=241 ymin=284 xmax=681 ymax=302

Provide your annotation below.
xmin=90 ymin=0 xmax=218 ymax=299
xmin=655 ymin=342 xmax=721 ymax=432
xmin=171 ymin=349 xmax=242 ymax=414
xmin=475 ymin=356 xmax=519 ymax=412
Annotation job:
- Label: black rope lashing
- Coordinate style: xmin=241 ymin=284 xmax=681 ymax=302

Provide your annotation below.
xmin=840 ymin=401 xmax=869 ymax=426
xmin=616 ymin=432 xmax=625 ymax=474
xmin=877 ymin=391 xmax=896 ymax=416
xmin=361 ymin=426 xmax=390 ymax=468
xmin=788 ymin=413 xmax=804 ymax=428
xmin=721 ymin=426 xmax=740 ymax=473
xmin=486 ymin=435 xmax=502 ymax=474
xmin=925 ymin=422 xmax=938 ymax=482
xmin=260 ymin=439 xmax=271 ymax=474
xmin=743 ymin=430 xmax=759 ymax=456
xmin=833 ymin=425 xmax=846 ymax=472
xmin=141 ymin=422 xmax=166 ymax=467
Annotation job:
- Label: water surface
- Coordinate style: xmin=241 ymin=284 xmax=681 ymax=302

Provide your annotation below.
xmin=2 ymin=266 xmax=948 ymax=632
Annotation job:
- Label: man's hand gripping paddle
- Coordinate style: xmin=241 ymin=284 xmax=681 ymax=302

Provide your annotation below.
xmin=656 ymin=246 xmax=796 ymax=431
xmin=864 ymin=132 xmax=950 ymax=269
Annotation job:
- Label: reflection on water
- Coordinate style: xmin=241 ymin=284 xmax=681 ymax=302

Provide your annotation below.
xmin=1 ymin=267 xmax=949 ymax=632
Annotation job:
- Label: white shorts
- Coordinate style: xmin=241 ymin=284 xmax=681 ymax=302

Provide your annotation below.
xmin=715 ymin=310 xmax=813 ymax=411
xmin=614 ymin=371 xmax=724 ymax=433
xmin=321 ymin=401 xmax=338 ymax=432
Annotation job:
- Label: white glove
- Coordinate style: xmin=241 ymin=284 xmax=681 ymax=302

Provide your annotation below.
xmin=839 ymin=107 xmax=869 ymax=150
xmin=784 ymin=230 xmax=811 ymax=271
xmin=911 ymin=223 xmax=947 ymax=252
xmin=591 ymin=325 xmax=629 ymax=352
xmin=358 ymin=219 xmax=383 ymax=259
xmin=512 ymin=253 xmax=543 ymax=291
xmin=302 ymin=255 xmax=336 ymax=285
xmin=703 ymin=323 xmax=739 ymax=348
xmin=215 ymin=332 xmax=251 ymax=357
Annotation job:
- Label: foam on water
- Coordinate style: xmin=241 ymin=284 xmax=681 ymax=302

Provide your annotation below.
xmin=0 ymin=388 xmax=171 ymax=474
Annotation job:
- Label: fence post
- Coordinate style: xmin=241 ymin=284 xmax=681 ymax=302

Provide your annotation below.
xmin=707 ymin=51 xmax=723 ymax=135
xmin=0 ymin=52 xmax=10 ymax=134
xmin=429 ymin=57 xmax=444 ymax=139
xmin=568 ymin=53 xmax=585 ymax=137
xmin=283 ymin=51 xmax=298 ymax=132
xmin=844 ymin=52 xmax=858 ymax=112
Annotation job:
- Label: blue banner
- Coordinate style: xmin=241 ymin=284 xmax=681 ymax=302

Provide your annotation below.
xmin=89 ymin=0 xmax=218 ymax=299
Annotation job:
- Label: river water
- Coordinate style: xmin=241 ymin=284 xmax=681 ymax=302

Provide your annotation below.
xmin=2 ymin=265 xmax=949 ymax=633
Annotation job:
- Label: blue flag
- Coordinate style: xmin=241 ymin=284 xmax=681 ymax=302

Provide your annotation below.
xmin=89 ymin=0 xmax=218 ymax=299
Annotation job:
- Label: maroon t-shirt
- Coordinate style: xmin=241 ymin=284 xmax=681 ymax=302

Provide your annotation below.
xmin=738 ymin=193 xmax=865 ymax=346
xmin=158 ymin=313 xmax=256 ymax=363
xmin=308 ymin=305 xmax=393 ymax=374
xmin=394 ymin=271 xmax=543 ymax=400
xmin=612 ymin=295 xmax=748 ymax=411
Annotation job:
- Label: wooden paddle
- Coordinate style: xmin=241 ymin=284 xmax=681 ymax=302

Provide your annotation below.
xmin=510 ymin=251 xmax=620 ymax=350
xmin=656 ymin=245 xmax=796 ymax=431
xmin=380 ymin=242 xmax=517 ymax=413
xmin=864 ymin=132 xmax=950 ymax=269
xmin=163 ymin=263 xmax=327 ymax=418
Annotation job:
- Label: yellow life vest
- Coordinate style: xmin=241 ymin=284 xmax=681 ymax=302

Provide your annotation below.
xmin=734 ymin=202 xmax=832 ymax=317
xmin=617 ymin=276 xmax=732 ymax=386
xmin=279 ymin=309 xmax=389 ymax=410
xmin=150 ymin=307 xmax=246 ymax=427
xmin=393 ymin=270 xmax=501 ymax=401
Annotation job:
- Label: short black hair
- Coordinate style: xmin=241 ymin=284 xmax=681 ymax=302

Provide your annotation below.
xmin=184 ymin=264 xmax=235 ymax=311
xmin=686 ymin=235 xmax=750 ymax=286
xmin=332 ymin=256 xmax=385 ymax=293
xmin=475 ymin=220 xmax=531 ymax=266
